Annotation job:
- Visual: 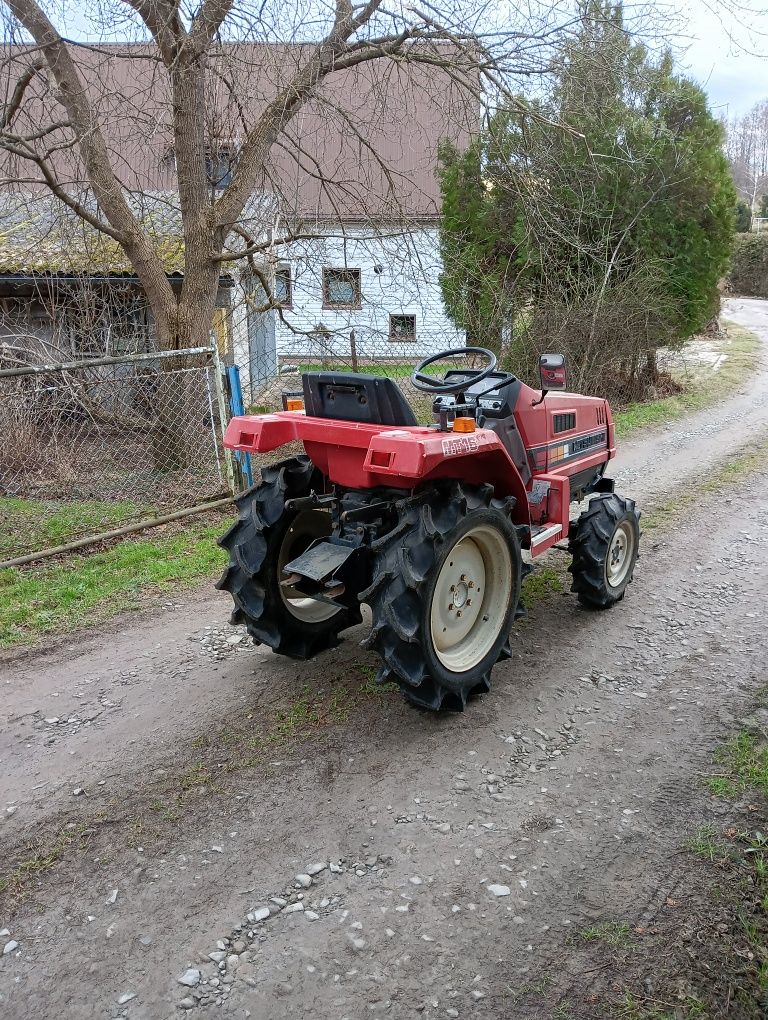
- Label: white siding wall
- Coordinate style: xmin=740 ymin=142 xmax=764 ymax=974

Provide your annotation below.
xmin=231 ymin=224 xmax=464 ymax=390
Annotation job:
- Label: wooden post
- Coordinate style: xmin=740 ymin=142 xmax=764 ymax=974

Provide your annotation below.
xmin=350 ymin=329 xmax=359 ymax=373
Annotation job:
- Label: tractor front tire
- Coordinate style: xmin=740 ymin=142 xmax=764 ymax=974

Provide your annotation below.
xmin=362 ymin=483 xmax=523 ymax=711
xmin=568 ymin=493 xmax=640 ymax=609
xmin=217 ymin=456 xmax=358 ymax=658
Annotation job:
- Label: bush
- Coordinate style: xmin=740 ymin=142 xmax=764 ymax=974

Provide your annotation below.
xmin=729 ymin=234 xmax=768 ymax=297
xmin=735 ymin=200 xmax=752 ymax=233
xmin=509 ymin=274 xmax=681 ymax=404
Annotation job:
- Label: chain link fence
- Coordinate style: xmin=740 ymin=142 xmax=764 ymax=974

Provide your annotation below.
xmin=246 ymin=324 xmax=465 ymax=427
xmin=0 ymin=347 xmax=231 ymax=560
xmin=0 ymin=322 xmax=478 ymax=561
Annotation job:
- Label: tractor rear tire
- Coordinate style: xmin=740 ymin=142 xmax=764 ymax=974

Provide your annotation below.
xmin=361 ymin=483 xmax=523 ymax=711
xmin=568 ymin=493 xmax=640 ymax=609
xmin=216 ymin=456 xmax=359 ymax=658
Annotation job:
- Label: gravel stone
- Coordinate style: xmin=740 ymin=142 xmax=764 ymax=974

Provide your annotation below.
xmin=247 ymin=906 xmax=270 ymax=923
xmin=487 ymin=884 xmax=511 ymax=897
xmin=177 ymin=968 xmax=201 ymax=987
xmin=2 ymin=940 xmax=18 ymax=955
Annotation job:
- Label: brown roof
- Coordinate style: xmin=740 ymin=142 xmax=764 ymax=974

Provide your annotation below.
xmin=1 ymin=43 xmax=478 ymax=222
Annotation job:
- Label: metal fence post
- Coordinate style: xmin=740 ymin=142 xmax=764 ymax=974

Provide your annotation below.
xmin=211 ymin=346 xmax=236 ymax=494
xmin=226 ymin=365 xmax=254 ymax=489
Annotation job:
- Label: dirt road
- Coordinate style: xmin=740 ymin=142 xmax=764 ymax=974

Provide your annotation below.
xmin=1 ymin=299 xmax=767 ymax=1019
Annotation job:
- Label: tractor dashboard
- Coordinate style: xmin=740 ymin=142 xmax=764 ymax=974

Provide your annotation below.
xmin=431 ymin=371 xmax=520 ymax=420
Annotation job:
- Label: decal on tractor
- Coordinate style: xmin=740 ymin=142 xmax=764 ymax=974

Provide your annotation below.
xmin=441 ymin=434 xmax=480 ymax=457
xmin=219 ymin=346 xmax=640 ymax=713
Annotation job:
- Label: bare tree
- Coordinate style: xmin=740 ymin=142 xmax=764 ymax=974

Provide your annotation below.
xmin=0 ymin=0 xmax=549 ymax=352
xmin=727 ymin=98 xmax=768 ymax=213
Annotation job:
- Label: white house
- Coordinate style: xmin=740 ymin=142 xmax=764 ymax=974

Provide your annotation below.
xmin=232 ymin=223 xmax=464 ymax=398
xmin=223 ymin=48 xmax=477 ymax=402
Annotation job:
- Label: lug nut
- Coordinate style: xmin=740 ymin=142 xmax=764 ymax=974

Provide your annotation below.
xmin=456 ymin=610 xmax=462 ymax=618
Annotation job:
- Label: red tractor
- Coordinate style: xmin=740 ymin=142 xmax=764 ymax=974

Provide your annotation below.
xmin=218 ymin=347 xmax=640 ymax=710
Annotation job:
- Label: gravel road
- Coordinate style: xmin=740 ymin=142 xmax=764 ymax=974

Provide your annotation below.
xmin=1 ymin=298 xmax=767 ymax=1019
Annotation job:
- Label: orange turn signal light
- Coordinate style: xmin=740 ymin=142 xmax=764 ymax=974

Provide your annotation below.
xmin=286 ymin=398 xmax=304 ymax=412
xmin=452 ymin=416 xmax=476 ymax=433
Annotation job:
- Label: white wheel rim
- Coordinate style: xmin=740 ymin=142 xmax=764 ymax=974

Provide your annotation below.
xmin=605 ymin=520 xmax=635 ymax=589
xmin=429 ymin=523 xmax=512 ymax=673
xmin=278 ymin=510 xmax=341 ymax=624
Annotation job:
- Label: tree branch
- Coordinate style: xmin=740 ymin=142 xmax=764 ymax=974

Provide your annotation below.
xmin=1 ymin=57 xmax=44 ymax=130
xmin=0 ymin=138 xmax=125 ymax=239
xmin=185 ymin=0 xmax=234 ymax=60
xmin=120 ymin=0 xmax=184 ymax=65
xmin=3 ymin=0 xmax=176 ymax=314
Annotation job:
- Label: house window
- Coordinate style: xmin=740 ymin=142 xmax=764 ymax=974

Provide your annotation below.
xmin=389 ymin=314 xmax=416 ymax=342
xmin=323 ymin=268 xmax=361 ymax=308
xmin=206 ymin=146 xmax=235 ymax=189
xmin=274 ymin=266 xmax=292 ymax=308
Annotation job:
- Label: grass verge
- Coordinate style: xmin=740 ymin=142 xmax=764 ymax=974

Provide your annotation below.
xmin=0 ymin=517 xmax=227 ymax=648
xmin=0 ymin=496 xmax=149 ymax=559
xmin=613 ymin=322 xmax=761 ymax=438
xmin=609 ymin=726 xmax=768 ymax=1018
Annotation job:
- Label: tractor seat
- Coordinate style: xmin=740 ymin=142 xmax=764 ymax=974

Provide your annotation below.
xmin=302 ymin=372 xmax=418 ymax=427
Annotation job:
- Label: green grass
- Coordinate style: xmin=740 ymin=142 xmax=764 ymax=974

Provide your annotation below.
xmin=296 ymin=361 xmax=443 ymax=379
xmin=0 ymin=520 xmax=226 ymax=647
xmin=686 ymin=825 xmax=725 ymax=863
xmin=613 ymin=323 xmax=760 ymax=438
xmin=0 ymin=496 xmax=148 ymax=559
xmin=578 ymin=921 xmax=634 ymax=947
xmin=673 ymin=730 xmax=768 ymax=1011
xmin=0 ymin=823 xmax=91 ymax=906
xmin=611 ymin=992 xmax=707 ymax=1019
xmin=522 ymin=564 xmax=564 ymax=604
xmin=707 ymin=732 xmax=768 ymax=798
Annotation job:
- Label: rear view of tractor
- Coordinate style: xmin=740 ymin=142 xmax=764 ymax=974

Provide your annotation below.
xmin=217 ymin=347 xmax=640 ymax=710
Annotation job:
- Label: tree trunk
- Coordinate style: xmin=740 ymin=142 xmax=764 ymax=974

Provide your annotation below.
xmin=149 ymin=290 xmax=219 ymax=473
xmin=150 ymin=360 xmax=193 ymax=472
xmin=645 ymin=346 xmax=658 ymax=384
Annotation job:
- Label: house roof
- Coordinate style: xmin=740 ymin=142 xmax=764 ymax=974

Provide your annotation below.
xmin=0 ymin=191 xmax=272 ymax=277
xmin=1 ymin=42 xmax=478 ymax=222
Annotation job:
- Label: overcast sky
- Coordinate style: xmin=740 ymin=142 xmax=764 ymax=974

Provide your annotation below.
xmin=672 ymin=1 xmax=768 ymax=117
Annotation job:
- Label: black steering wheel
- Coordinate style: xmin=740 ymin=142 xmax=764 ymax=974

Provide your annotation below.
xmin=410 ymin=347 xmax=498 ymax=394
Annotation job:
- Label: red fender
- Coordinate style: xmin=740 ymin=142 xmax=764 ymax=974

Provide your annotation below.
xmin=223 ymin=413 xmax=532 ymax=527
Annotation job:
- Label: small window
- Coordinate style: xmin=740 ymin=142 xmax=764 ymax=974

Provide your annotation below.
xmin=274 ymin=266 xmax=292 ymax=308
xmin=323 ymin=268 xmax=361 ymax=308
xmin=206 ymin=146 xmax=235 ymax=189
xmin=389 ymin=314 xmax=416 ymax=342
